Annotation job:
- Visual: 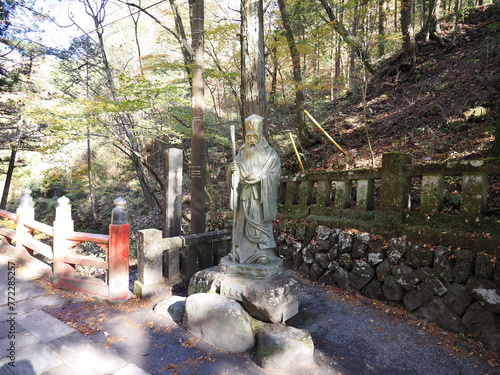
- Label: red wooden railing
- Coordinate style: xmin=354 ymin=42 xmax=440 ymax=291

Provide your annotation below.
xmin=0 ymin=190 xmax=131 ymax=302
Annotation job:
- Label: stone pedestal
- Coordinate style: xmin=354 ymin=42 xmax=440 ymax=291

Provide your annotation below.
xmin=219 ymin=255 xmax=283 ymax=278
xmin=189 ymin=265 xmax=303 ymax=323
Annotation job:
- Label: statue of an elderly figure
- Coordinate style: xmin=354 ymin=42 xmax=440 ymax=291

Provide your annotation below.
xmin=228 ymin=114 xmax=281 ymax=265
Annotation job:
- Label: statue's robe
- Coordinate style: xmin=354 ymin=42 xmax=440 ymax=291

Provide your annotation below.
xmin=229 ymin=140 xmax=281 ymax=264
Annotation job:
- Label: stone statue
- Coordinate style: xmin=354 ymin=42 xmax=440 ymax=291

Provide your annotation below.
xmin=228 ymin=114 xmax=281 ymax=265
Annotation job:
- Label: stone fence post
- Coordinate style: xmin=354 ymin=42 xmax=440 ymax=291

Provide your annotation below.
xmin=163 ymin=148 xmax=183 ymax=237
xmin=134 ymin=228 xmax=168 ymax=298
xmin=375 ymin=153 xmax=412 ymax=226
xmin=108 ymin=197 xmax=131 ymax=302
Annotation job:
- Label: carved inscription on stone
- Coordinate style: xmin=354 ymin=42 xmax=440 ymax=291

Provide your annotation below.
xmin=220 ymin=281 xmax=244 ymax=301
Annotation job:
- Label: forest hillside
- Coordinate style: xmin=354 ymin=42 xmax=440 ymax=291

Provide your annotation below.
xmin=274 ymin=3 xmax=499 ymax=174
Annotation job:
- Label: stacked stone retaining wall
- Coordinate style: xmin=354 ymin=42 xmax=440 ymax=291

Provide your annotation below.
xmin=274 ymin=220 xmax=500 ymax=351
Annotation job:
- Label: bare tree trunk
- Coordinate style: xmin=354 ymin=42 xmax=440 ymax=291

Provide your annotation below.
xmin=0 ymin=145 xmax=17 ymax=210
xmin=277 ymin=0 xmax=317 ymax=148
xmin=378 ymin=0 xmax=387 ymax=58
xmin=401 ymin=0 xmax=417 ymax=66
xmin=190 ymin=0 xmax=206 ymax=234
xmin=318 ymin=0 xmax=376 ymax=75
xmin=240 ymin=0 xmax=267 ymax=138
xmin=418 ymin=0 xmax=444 ymax=44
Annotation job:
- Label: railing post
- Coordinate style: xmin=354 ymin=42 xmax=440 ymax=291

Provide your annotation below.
xmin=316 ymin=180 xmax=332 ymax=207
xmin=284 ymin=181 xmax=299 ymax=206
xmin=108 ymin=197 xmax=131 ymax=302
xmin=15 ymin=188 xmax=34 ymax=259
xmin=53 ymin=196 xmax=75 ymax=284
xmin=357 ymin=179 xmax=375 ymax=211
xmin=461 ymin=172 xmax=487 ymax=215
xmin=421 ymin=174 xmax=444 ymax=212
xmin=375 ymin=153 xmax=412 ymax=225
xmin=335 ymin=180 xmax=352 ymax=209
xmin=299 ymin=180 xmax=314 ymax=205
xmin=134 ymin=228 xmax=168 ymax=298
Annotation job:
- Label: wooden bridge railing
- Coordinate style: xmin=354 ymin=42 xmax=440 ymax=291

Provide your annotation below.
xmin=0 ymin=190 xmax=131 ymax=302
xmin=279 ymin=153 xmax=500 ymax=253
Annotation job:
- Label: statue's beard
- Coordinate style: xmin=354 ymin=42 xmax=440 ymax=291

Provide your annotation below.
xmin=243 ymin=141 xmax=265 ymax=162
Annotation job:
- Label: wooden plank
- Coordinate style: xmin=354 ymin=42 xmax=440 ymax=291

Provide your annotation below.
xmin=23 ymin=219 xmax=53 ymax=237
xmin=68 ymin=231 xmax=109 ymax=244
xmin=0 ymin=209 xmax=17 ymax=221
xmin=63 ymin=254 xmax=108 ymax=269
xmin=23 ymin=238 xmax=53 ymax=260
xmin=0 ymin=226 xmax=16 ymax=240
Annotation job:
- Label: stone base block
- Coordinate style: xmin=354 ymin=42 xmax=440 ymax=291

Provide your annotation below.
xmin=219 ymin=255 xmax=283 ymax=278
xmin=188 ymin=267 xmax=303 ymax=323
xmin=133 ymin=280 xmax=169 ymax=299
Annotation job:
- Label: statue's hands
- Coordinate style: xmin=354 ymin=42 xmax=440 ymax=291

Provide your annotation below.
xmin=230 ymin=161 xmax=239 ymax=172
xmin=244 ymin=173 xmax=260 ymax=185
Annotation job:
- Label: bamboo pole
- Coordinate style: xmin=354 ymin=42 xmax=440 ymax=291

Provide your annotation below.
xmin=288 ymin=131 xmax=305 ymax=171
xmin=304 ymin=109 xmax=348 ymax=156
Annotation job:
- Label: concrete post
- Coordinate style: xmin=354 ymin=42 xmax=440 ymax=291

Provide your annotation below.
xmin=108 ymin=197 xmax=131 ymax=302
xmin=163 ymin=148 xmax=183 ymax=238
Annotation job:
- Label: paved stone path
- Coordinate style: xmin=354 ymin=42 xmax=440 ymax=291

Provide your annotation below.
xmin=0 ymin=253 xmax=497 ymax=375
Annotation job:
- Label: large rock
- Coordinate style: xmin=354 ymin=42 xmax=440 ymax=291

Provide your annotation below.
xmin=183 ymin=293 xmax=255 ymax=353
xmin=413 ymin=297 xmax=463 ymax=333
xmin=352 ymin=233 xmax=370 ymax=258
xmin=405 ymin=243 xmax=434 ymax=268
xmin=255 ymin=324 xmax=314 ymax=369
xmin=466 ymin=276 xmax=500 ymax=314
xmin=444 ymin=283 xmax=472 ymax=316
xmin=382 ymin=276 xmax=405 ymax=301
xmin=154 ymin=296 xmax=186 ymax=323
xmin=433 ymin=246 xmax=453 ymax=282
xmin=188 ymin=268 xmax=303 ymax=323
xmin=403 ymin=286 xmax=433 ymax=312
xmin=453 ymin=249 xmax=475 ymax=284
xmin=462 ymin=302 xmax=500 ymax=351
xmin=387 ymin=238 xmax=407 ymax=264
xmin=392 ymin=265 xmax=420 ymax=291
xmin=349 ymin=260 xmax=375 ymax=290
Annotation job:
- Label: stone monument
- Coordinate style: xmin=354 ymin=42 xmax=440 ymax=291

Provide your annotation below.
xmin=188 ymin=114 xmax=303 ymax=324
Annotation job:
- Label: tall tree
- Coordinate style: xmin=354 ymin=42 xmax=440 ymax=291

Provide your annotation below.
xmin=277 ymin=0 xmax=317 ymax=147
xmin=240 ymin=0 xmax=267 ymax=138
xmin=400 ymin=0 xmax=417 ymax=66
xmin=74 ymin=0 xmax=161 ymax=210
xmin=190 ymin=0 xmax=206 ymax=234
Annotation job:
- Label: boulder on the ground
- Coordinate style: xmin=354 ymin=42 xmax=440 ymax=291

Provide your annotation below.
xmin=153 ymin=296 xmax=186 ymax=323
xmin=255 ymin=324 xmax=314 ymax=369
xmin=183 ymin=293 xmax=255 ymax=353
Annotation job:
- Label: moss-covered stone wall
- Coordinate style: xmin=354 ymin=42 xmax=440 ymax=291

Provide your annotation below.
xmin=274 ymin=220 xmax=500 ymax=351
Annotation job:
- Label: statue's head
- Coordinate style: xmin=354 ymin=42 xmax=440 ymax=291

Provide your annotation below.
xmin=244 ymin=114 xmax=264 ymax=146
